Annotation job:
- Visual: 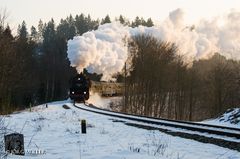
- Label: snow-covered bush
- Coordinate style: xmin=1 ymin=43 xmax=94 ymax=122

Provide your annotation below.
xmin=31 ymin=114 xmax=46 ymax=132
xmin=145 ymin=131 xmax=169 ymax=157
xmin=218 ymin=108 xmax=240 ymax=124
xmin=0 ymin=117 xmax=7 ymax=159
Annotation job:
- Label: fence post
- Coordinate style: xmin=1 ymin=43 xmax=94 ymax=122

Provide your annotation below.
xmin=29 ymin=102 xmax=32 ymax=112
xmin=81 ymin=120 xmax=86 ymax=134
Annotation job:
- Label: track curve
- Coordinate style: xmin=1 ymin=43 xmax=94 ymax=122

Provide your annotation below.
xmin=72 ymin=102 xmax=240 ymax=151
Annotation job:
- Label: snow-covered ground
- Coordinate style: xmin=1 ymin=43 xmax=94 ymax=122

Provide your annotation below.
xmin=0 ymin=100 xmax=239 ymax=159
xmin=201 ymin=108 xmax=240 ymax=129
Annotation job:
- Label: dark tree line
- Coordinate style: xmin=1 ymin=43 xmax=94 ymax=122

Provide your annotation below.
xmin=0 ymin=12 xmax=154 ymax=114
xmin=123 ymin=35 xmax=240 ymax=121
xmin=0 ymin=21 xmax=37 ymax=113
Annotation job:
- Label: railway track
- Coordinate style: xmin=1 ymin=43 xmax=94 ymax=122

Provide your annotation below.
xmin=72 ymin=103 xmax=240 ymax=151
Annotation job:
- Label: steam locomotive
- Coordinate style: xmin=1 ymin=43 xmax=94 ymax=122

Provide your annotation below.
xmin=69 ymin=73 xmax=91 ymax=103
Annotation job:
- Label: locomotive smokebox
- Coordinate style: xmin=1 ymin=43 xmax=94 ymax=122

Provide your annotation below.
xmin=69 ymin=73 xmax=91 ymax=103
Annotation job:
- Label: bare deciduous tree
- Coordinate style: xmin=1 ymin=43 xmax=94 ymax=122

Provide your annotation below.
xmin=124 ymin=34 xmax=240 ymax=121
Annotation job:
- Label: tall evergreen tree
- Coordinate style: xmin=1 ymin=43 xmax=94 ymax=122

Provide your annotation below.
xmin=117 ymin=15 xmax=129 ymax=26
xmin=57 ymin=16 xmax=76 ymax=40
xmin=0 ymin=25 xmax=15 ymax=113
xmin=37 ymin=19 xmax=44 ymax=42
xmin=131 ymin=16 xmax=142 ymax=27
xmin=41 ymin=19 xmax=57 ymax=101
xmin=16 ymin=22 xmax=38 ymax=106
xmin=146 ymin=18 xmax=154 ymax=27
xmin=75 ymin=14 xmax=87 ymax=35
xmin=101 ymin=15 xmax=111 ymax=24
xmin=30 ymin=26 xmax=38 ymax=41
xmin=86 ymin=14 xmax=99 ymax=30
xmin=18 ymin=21 xmax=28 ymax=40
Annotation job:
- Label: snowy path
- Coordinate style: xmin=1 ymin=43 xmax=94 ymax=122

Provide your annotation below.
xmin=1 ymin=100 xmax=240 ymax=159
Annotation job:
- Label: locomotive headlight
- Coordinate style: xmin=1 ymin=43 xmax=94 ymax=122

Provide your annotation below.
xmin=84 ymin=92 xmax=86 ymax=94
xmin=72 ymin=91 xmax=74 ymax=94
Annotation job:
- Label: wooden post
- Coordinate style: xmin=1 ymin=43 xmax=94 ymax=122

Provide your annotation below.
xmin=124 ymin=62 xmax=127 ymax=112
xmin=29 ymin=102 xmax=32 ymax=112
xmin=81 ymin=120 xmax=86 ymax=134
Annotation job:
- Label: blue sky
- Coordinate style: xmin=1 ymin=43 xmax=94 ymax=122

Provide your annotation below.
xmin=1 ymin=0 xmax=240 ymax=30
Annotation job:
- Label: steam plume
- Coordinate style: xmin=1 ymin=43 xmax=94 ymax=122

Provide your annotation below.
xmin=67 ymin=23 xmax=129 ymax=81
xmin=67 ymin=8 xmax=240 ymax=81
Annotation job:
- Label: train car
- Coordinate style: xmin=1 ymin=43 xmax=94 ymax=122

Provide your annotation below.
xmin=91 ymin=81 xmax=124 ymax=96
xmin=69 ymin=73 xmax=91 ymax=103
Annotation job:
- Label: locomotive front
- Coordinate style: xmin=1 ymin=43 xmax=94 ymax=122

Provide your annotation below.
xmin=69 ymin=73 xmax=90 ymax=103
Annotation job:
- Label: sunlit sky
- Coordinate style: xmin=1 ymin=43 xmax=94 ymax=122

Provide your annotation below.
xmin=1 ymin=0 xmax=240 ymax=31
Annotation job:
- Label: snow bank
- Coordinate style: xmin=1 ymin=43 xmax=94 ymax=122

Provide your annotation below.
xmin=2 ymin=101 xmax=239 ymax=158
xmin=216 ymin=108 xmax=240 ymax=125
xmin=203 ymin=108 xmax=240 ymax=128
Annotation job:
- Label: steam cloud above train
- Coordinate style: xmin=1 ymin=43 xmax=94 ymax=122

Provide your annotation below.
xmin=67 ymin=8 xmax=240 ymax=81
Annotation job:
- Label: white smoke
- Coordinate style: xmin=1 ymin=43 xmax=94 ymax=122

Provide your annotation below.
xmin=67 ymin=23 xmax=129 ymax=81
xmin=169 ymin=8 xmax=184 ymax=28
xmin=67 ymin=8 xmax=240 ymax=81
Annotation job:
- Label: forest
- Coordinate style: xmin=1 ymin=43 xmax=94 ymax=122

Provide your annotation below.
xmin=0 ymin=13 xmax=153 ymax=114
xmin=124 ymin=35 xmax=240 ymax=121
xmin=0 ymin=12 xmax=239 ymax=121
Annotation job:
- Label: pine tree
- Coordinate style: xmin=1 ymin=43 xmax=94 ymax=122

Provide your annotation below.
xmin=131 ymin=16 xmax=141 ymax=27
xmin=75 ymin=13 xmax=88 ymax=35
xmin=101 ymin=15 xmax=111 ymax=24
xmin=146 ymin=18 xmax=154 ymax=27
xmin=37 ymin=19 xmax=44 ymax=42
xmin=30 ymin=26 xmax=38 ymax=41
xmin=42 ymin=19 xmax=57 ymax=101
xmin=18 ymin=21 xmax=28 ymax=40
xmin=118 ymin=15 xmax=129 ymax=26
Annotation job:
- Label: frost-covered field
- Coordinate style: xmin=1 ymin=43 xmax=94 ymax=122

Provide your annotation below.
xmin=0 ymin=100 xmax=239 ymax=159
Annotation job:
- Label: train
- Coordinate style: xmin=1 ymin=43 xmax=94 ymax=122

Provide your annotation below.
xmin=91 ymin=81 xmax=124 ymax=96
xmin=69 ymin=73 xmax=91 ymax=103
xmin=69 ymin=73 xmax=124 ymax=102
